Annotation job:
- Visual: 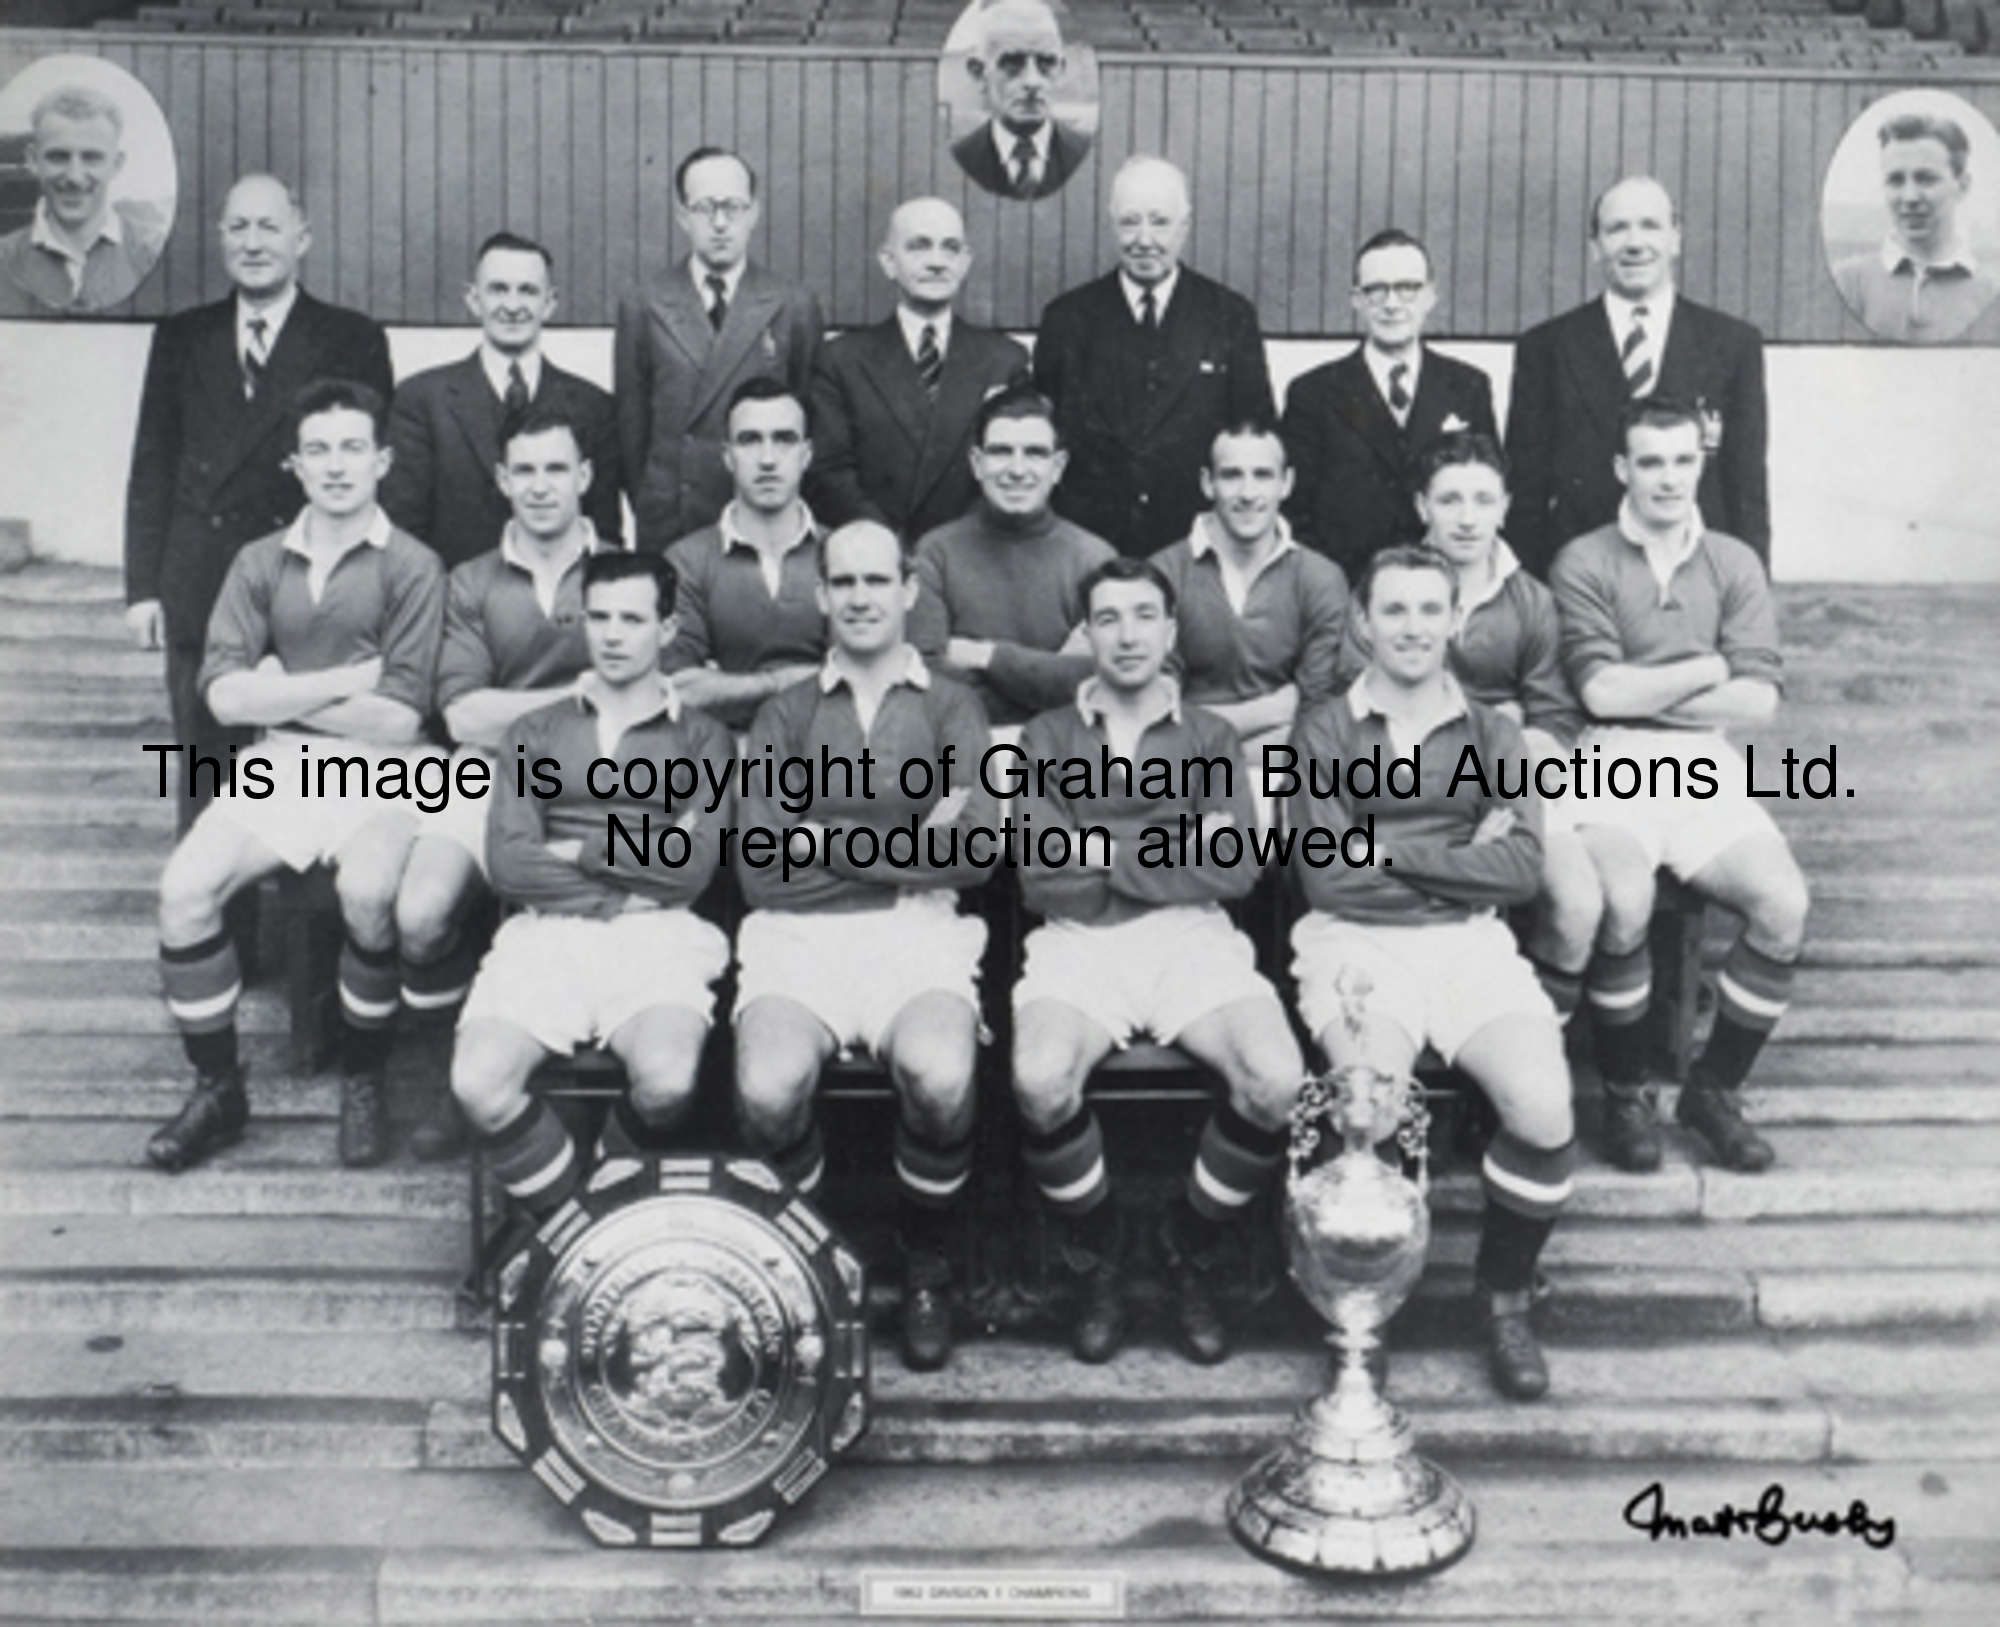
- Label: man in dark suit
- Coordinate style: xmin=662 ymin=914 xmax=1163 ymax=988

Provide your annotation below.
xmin=1033 ymin=156 xmax=1273 ymax=558
xmin=123 ymin=173 xmax=394 ymax=832
xmin=380 ymin=231 xmax=621 ymax=568
xmin=1279 ymin=229 xmax=1497 ymax=578
xmin=808 ymin=196 xmax=1028 ymax=542
xmin=615 ymin=147 xmax=823 ymax=552
xmin=949 ymin=0 xmax=1091 ymax=202
xmin=1505 ymin=175 xmax=1769 ymax=577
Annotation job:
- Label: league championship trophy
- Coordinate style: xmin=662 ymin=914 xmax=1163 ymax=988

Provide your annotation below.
xmin=1226 ymin=1063 xmax=1476 ymax=1575
xmin=491 ymin=1154 xmax=869 ymax=1547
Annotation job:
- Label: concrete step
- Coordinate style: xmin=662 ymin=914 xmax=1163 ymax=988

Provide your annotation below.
xmin=0 ymin=1165 xmax=464 ymax=1221
xmin=0 ymin=1460 xmax=1965 ymax=1622
xmin=0 ymin=1215 xmax=465 ymax=1274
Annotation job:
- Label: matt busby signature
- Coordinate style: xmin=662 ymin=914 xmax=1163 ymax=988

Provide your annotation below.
xmin=1623 ymin=1481 xmax=1896 ymax=1549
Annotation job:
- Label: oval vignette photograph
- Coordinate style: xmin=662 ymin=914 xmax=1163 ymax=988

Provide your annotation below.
xmin=1821 ymin=86 xmax=2000 ymax=346
xmin=0 ymin=52 xmax=176 ymax=319
xmin=939 ymin=0 xmax=1101 ymax=202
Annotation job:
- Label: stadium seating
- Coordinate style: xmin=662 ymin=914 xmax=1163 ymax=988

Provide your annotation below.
xmin=74 ymin=0 xmax=2000 ymax=60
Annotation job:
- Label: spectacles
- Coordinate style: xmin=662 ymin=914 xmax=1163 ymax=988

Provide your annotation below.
xmin=1356 ymin=280 xmax=1430 ymax=303
xmin=994 ymin=51 xmax=1061 ymax=76
xmin=684 ymin=198 xmax=753 ymax=223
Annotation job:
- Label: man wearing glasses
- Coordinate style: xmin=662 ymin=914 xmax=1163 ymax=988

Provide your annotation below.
xmin=950 ymin=0 xmax=1092 ymax=202
xmin=1279 ymin=229 xmax=1496 ymax=578
xmin=615 ymin=146 xmax=823 ymax=552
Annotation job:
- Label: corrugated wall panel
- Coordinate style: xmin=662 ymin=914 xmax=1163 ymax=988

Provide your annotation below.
xmin=2 ymin=32 xmax=1997 ymax=341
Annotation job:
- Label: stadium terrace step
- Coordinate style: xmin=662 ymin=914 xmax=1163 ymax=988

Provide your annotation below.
xmin=0 ymin=1164 xmax=465 ymax=1222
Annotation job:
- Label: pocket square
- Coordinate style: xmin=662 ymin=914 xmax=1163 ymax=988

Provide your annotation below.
xmin=1198 ymin=359 xmax=1221 ymax=374
xmin=1441 ymin=413 xmax=1469 ymax=432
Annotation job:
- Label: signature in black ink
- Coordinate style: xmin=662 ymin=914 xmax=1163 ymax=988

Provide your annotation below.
xmin=1622 ymin=1481 xmax=1896 ymax=1550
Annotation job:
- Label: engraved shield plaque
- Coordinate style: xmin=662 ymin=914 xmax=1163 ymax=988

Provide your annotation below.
xmin=491 ymin=1154 xmax=870 ymax=1547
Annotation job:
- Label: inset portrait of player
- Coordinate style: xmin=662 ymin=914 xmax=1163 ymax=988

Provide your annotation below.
xmin=0 ymin=54 xmax=176 ymax=318
xmin=940 ymin=0 xmax=1099 ymax=202
xmin=1823 ymin=88 xmax=2000 ymax=345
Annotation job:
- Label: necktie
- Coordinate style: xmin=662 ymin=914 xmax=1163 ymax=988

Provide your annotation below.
xmin=1622 ymin=305 xmax=1653 ymax=396
xmin=1387 ymin=362 xmax=1411 ymax=418
xmin=1139 ymin=288 xmax=1158 ymax=333
xmin=242 ymin=316 xmax=268 ymax=401
xmin=504 ymin=360 xmax=529 ymax=423
xmin=916 ymin=322 xmax=943 ymax=398
xmin=706 ymin=273 xmax=729 ymax=332
xmin=1010 ymin=135 xmax=1037 ymax=196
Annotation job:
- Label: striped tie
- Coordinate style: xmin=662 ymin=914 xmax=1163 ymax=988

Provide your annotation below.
xmin=1011 ymin=135 xmax=1037 ymax=196
xmin=1622 ymin=305 xmax=1653 ymax=396
xmin=242 ymin=316 xmax=268 ymax=401
xmin=916 ymin=322 xmax=943 ymax=398
xmin=1387 ymin=361 xmax=1411 ymax=419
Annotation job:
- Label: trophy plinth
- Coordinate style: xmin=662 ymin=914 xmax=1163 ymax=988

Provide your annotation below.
xmin=1226 ymin=1065 xmax=1476 ymax=1577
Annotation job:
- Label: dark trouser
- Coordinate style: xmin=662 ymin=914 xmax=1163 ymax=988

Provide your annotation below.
xmin=164 ymin=633 xmax=254 ymax=835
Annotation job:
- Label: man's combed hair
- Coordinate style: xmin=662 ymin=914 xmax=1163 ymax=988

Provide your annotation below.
xmin=290 ymin=377 xmax=389 ymax=445
xmin=1878 ymin=112 xmax=1970 ymax=176
xmin=1207 ymin=417 xmax=1285 ymax=468
xmin=1412 ymin=430 xmax=1509 ymax=497
xmin=474 ymin=229 xmax=554 ymax=272
xmin=583 ymin=549 xmax=678 ymax=616
xmin=1352 ymin=227 xmax=1430 ymax=281
xmin=675 ymin=145 xmax=759 ymax=203
xmin=1359 ymin=542 xmax=1459 ymax=610
xmin=1080 ymin=554 xmax=1177 ymax=618
xmin=726 ymin=375 xmax=810 ymax=435
xmin=1617 ymin=393 xmax=1704 ymax=450
xmin=974 ymin=383 xmax=1062 ymax=449
xmin=501 ymin=405 xmax=585 ymax=462
xmin=30 ymin=84 xmax=123 ymax=139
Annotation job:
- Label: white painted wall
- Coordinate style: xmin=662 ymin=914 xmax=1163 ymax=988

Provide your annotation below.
xmin=2 ymin=321 xmax=1994 ymax=584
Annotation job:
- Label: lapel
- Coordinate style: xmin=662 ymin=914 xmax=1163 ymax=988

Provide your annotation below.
xmin=213 ymin=290 xmax=323 ymax=486
xmin=1137 ymin=273 xmax=1210 ymax=434
xmin=1404 ymin=348 xmax=1466 ymax=444
xmin=912 ymin=326 xmax=995 ymax=510
xmin=443 ymin=352 xmax=504 ymax=472
xmin=191 ymin=298 xmax=250 ymax=432
xmin=856 ymin=319 xmax=933 ymax=457
xmin=1555 ymin=298 xmax=1628 ymax=421
xmin=692 ymin=263 xmax=782 ymax=426
xmin=1328 ymin=349 xmax=1407 ymax=472
xmin=1656 ymin=299 xmax=1708 ymax=398
xmin=651 ymin=261 xmax=722 ymax=377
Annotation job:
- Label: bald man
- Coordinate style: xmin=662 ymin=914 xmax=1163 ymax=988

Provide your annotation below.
xmin=124 ymin=173 xmax=394 ymax=831
xmin=808 ymin=197 xmax=1029 ymax=541
xmin=950 ymin=0 xmax=1092 ymax=201
xmin=1033 ymin=155 xmax=1273 ymax=557
xmin=1504 ymin=175 xmax=1769 ymax=576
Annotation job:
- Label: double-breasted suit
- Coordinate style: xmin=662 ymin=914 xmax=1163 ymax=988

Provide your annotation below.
xmin=380 ymin=352 xmax=623 ymax=568
xmin=123 ymin=289 xmax=393 ymax=826
xmin=1279 ymin=345 xmax=1498 ymax=577
xmin=1504 ymin=296 xmax=1769 ymax=576
xmin=614 ymin=258 xmax=823 ymax=550
xmin=807 ymin=317 xmax=1030 ymax=542
xmin=1032 ymin=268 xmax=1273 ymax=557
xmin=950 ymin=119 xmax=1092 ymax=201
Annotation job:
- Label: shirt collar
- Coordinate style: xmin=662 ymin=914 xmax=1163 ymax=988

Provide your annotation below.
xmin=1076 ymin=672 xmax=1182 ymax=728
xmin=1362 ymin=341 xmax=1421 ymax=404
xmin=1882 ymin=232 xmax=1979 ymax=276
xmin=1120 ymin=266 xmax=1180 ymax=323
xmin=819 ymin=644 xmax=932 ymax=694
xmin=1603 ymin=284 xmax=1675 ymax=334
xmin=479 ymin=343 xmax=543 ymax=401
xmin=238 ymin=282 xmax=299 ymax=348
xmin=990 ymin=117 xmax=1053 ymax=175
xmin=499 ymin=516 xmax=602 ymax=574
xmin=895 ymin=304 xmax=953 ymax=361
xmin=1187 ymin=510 xmax=1296 ymax=567
xmin=690 ymin=257 xmax=747 ymax=306
xmin=719 ymin=499 xmax=820 ymax=556
xmin=30 ymin=196 xmax=123 ymax=257
xmin=1616 ymin=497 xmax=1705 ymax=564
xmin=1346 ymin=666 xmax=1468 ymax=731
xmin=1456 ymin=538 xmax=1522 ymax=619
xmin=281 ymin=504 xmax=391 ymax=560
xmin=575 ymin=670 xmax=682 ymax=725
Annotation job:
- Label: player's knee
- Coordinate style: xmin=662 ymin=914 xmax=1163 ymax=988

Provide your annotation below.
xmin=1748 ymin=862 xmax=1811 ymax=953
xmin=625 ymin=1058 xmax=698 ymax=1125
xmin=1500 ymin=1084 xmax=1575 ymax=1151
xmin=733 ymin=1045 xmax=816 ymax=1143
xmin=158 ymin=847 xmax=227 ymax=942
xmin=1541 ymin=866 xmax=1604 ymax=963
xmin=335 ymin=863 xmax=399 ymax=939
xmin=1595 ymin=863 xmax=1656 ymax=947
xmin=893 ymin=1029 xmax=976 ymax=1123
xmin=1227 ymin=1036 xmax=1308 ymax=1131
xmin=1011 ymin=1034 xmax=1085 ymax=1132
xmin=450 ymin=1039 xmax=528 ymax=1131
xmin=394 ymin=865 xmax=463 ymax=957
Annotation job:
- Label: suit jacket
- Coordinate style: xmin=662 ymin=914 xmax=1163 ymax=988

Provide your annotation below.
xmin=614 ymin=258 xmax=823 ymax=550
xmin=806 ymin=316 xmax=1029 ymax=542
xmin=123 ymin=289 xmax=394 ymax=639
xmin=380 ymin=351 xmax=623 ymax=569
xmin=1032 ymin=267 xmax=1273 ymax=557
xmin=1504 ymin=295 xmax=1769 ymax=577
xmin=1279 ymin=344 xmax=1497 ymax=577
xmin=951 ymin=118 xmax=1091 ymax=201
